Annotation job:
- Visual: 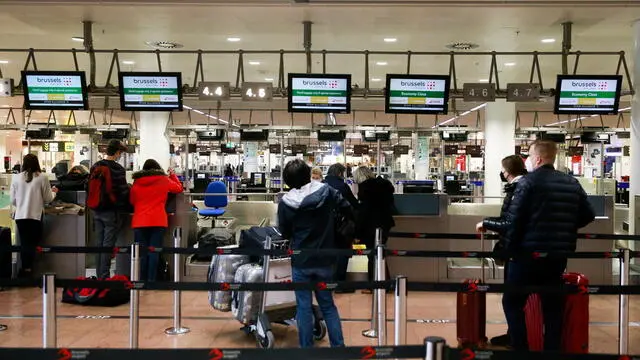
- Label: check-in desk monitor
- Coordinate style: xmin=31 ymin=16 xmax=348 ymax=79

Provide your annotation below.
xmin=193 ymin=173 xmax=210 ymax=194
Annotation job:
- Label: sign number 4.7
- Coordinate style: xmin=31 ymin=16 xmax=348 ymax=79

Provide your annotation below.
xmin=506 ymin=83 xmax=540 ymax=102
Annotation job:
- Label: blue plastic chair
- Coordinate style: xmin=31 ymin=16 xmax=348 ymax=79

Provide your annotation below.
xmin=199 ymin=181 xmax=228 ymax=221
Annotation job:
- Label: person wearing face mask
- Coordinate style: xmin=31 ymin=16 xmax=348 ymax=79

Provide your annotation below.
xmin=479 ymin=140 xmax=595 ymax=351
xmin=476 ymin=155 xmax=527 ymax=347
xmin=311 ymin=167 xmax=323 ymax=182
xmin=89 ymin=139 xmax=131 ymax=279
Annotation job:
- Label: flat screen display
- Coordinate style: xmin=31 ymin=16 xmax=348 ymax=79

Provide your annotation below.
xmin=118 ymin=72 xmax=183 ymax=111
xmin=554 ymin=75 xmax=622 ymax=115
xmin=288 ymin=74 xmax=351 ymax=113
xmin=385 ymin=74 xmax=450 ymax=114
xmin=22 ymin=71 xmax=88 ymax=110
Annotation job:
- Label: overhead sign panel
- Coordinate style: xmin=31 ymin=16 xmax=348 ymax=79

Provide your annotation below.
xmin=22 ymin=71 xmax=88 ymax=110
xmin=119 ymin=72 xmax=183 ymax=111
xmin=385 ymin=74 xmax=450 ymax=114
xmin=241 ymin=82 xmax=273 ymax=101
xmin=554 ymin=75 xmax=622 ymax=115
xmin=506 ymin=83 xmax=540 ymax=102
xmin=288 ymin=73 xmax=351 ymax=113
xmin=198 ymin=81 xmax=230 ymax=101
xmin=463 ymin=83 xmax=496 ymax=102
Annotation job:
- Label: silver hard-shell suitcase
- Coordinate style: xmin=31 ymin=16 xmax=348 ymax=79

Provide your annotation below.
xmin=207 ymin=246 xmax=250 ymax=312
xmin=231 ymin=263 xmax=264 ymax=324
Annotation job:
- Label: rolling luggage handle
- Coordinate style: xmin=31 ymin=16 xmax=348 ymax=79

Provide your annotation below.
xmin=165 ymin=227 xmax=190 ymax=336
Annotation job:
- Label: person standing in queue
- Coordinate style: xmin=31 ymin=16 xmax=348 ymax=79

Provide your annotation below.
xmin=277 ymin=159 xmax=348 ymax=348
xmin=88 ymin=139 xmax=131 ymax=279
xmin=478 ymin=140 xmax=595 ymax=351
xmin=10 ymin=154 xmax=57 ymax=277
xmin=353 ymin=166 xmax=395 ymax=294
xmin=475 ymin=154 xmax=527 ymax=347
xmin=129 ymin=159 xmax=183 ymax=282
xmin=323 ymin=163 xmax=357 ymax=291
xmin=311 ymin=167 xmax=323 ymax=182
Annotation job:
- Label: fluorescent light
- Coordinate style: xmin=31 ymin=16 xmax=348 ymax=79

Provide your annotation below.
xmin=383 ymin=38 xmax=397 ymax=43
xmin=541 ymin=38 xmax=556 ymax=43
xmin=0 ymin=60 xmax=8 ymax=64
xmin=433 ymin=103 xmax=486 ymax=128
xmin=376 ymin=61 xmax=388 ymax=66
xmin=248 ymin=61 xmax=261 ymax=65
xmin=547 ymin=107 xmax=632 ymax=126
xmin=226 ymin=37 xmax=241 ymax=42
xmin=122 ymin=60 xmax=135 ymax=65
xmin=371 ymin=78 xmax=382 ymax=82
xmin=72 ymin=37 xmax=84 ymax=42
xmin=504 ymin=62 xmax=516 ymax=67
xmin=264 ymin=78 xmax=274 ymax=81
xmin=479 ymin=79 xmax=489 ymax=83
xmin=184 ymin=105 xmax=237 ymax=126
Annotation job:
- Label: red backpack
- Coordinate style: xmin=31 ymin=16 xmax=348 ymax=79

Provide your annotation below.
xmin=87 ymin=165 xmax=117 ymax=210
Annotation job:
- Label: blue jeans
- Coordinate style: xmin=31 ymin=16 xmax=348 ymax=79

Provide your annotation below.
xmin=292 ymin=266 xmax=345 ymax=348
xmin=134 ymin=227 xmax=166 ymax=282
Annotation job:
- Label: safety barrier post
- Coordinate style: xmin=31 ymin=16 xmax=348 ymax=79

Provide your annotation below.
xmin=129 ymin=243 xmax=140 ymax=349
xmin=619 ymin=248 xmax=630 ymax=355
xmin=424 ymin=336 xmax=446 ymax=360
xmin=165 ymin=227 xmax=190 ymax=335
xmin=394 ymin=275 xmax=407 ymax=346
xmin=362 ymin=228 xmax=382 ymax=338
xmin=375 ymin=228 xmax=387 ymax=346
xmin=42 ymin=273 xmax=56 ymax=348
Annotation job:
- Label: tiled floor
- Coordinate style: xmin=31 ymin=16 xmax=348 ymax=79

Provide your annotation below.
xmin=0 ymin=288 xmax=638 ymax=355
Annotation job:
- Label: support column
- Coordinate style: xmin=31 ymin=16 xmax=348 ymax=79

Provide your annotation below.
xmin=139 ymin=112 xmax=171 ymax=171
xmin=630 ymin=20 xmax=640 ymax=236
xmin=484 ymin=100 xmax=516 ymax=203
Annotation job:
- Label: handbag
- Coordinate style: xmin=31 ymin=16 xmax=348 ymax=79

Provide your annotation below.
xmin=61 ymin=275 xmax=130 ymax=307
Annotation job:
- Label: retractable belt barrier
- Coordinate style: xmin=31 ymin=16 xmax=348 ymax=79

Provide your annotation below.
xmin=0 ymin=343 xmax=631 ymax=360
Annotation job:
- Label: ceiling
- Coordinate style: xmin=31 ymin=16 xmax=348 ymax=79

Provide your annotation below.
xmin=0 ymin=1 xmax=638 ymax=126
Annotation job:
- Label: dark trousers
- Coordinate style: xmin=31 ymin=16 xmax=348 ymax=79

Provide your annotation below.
xmin=134 ymin=227 xmax=166 ymax=282
xmin=93 ymin=211 xmax=124 ymax=279
xmin=15 ymin=219 xmax=43 ymax=272
xmin=502 ymin=258 xmax=567 ymax=351
xmin=334 ymin=255 xmax=349 ymax=281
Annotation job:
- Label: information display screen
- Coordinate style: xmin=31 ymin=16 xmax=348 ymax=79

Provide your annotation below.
xmin=554 ymin=75 xmax=622 ymax=115
xmin=22 ymin=71 xmax=88 ymax=110
xmin=385 ymin=74 xmax=450 ymax=114
xmin=118 ymin=72 xmax=183 ymax=111
xmin=288 ymin=73 xmax=351 ymax=113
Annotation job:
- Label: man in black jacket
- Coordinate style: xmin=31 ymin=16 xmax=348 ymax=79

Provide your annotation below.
xmin=278 ymin=159 xmax=348 ymax=348
xmin=90 ymin=140 xmax=131 ymax=279
xmin=498 ymin=140 xmax=595 ymax=351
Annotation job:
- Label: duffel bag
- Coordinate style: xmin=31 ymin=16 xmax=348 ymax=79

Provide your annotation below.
xmin=61 ymin=275 xmax=130 ymax=307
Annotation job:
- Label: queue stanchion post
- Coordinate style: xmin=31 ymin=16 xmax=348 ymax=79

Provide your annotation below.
xmin=42 ymin=273 xmax=56 ymax=348
xmin=165 ymin=227 xmax=190 ymax=335
xmin=362 ymin=228 xmax=382 ymax=338
xmin=424 ymin=336 xmax=446 ymax=360
xmin=129 ymin=243 xmax=140 ymax=349
xmin=619 ymin=248 xmax=630 ymax=355
xmin=394 ymin=275 xmax=407 ymax=346
xmin=376 ymin=228 xmax=387 ymax=346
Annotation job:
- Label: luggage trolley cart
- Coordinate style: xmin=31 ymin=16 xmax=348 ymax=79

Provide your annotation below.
xmin=249 ymin=234 xmax=328 ymax=348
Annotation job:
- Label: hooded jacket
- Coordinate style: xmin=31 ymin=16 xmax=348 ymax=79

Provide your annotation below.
xmin=355 ymin=177 xmax=396 ymax=245
xmin=130 ymin=169 xmax=183 ymax=228
xmin=482 ymin=175 xmax=524 ymax=234
xmin=90 ymin=159 xmax=130 ymax=212
xmin=277 ymin=181 xmax=349 ymax=268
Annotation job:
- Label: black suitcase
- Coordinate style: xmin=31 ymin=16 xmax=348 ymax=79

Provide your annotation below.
xmin=193 ymin=228 xmax=235 ymax=261
xmin=0 ymin=227 xmax=12 ymax=280
xmin=239 ymin=226 xmax=285 ymax=263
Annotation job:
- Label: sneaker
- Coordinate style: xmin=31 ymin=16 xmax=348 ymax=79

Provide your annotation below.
xmin=490 ymin=334 xmax=510 ymax=347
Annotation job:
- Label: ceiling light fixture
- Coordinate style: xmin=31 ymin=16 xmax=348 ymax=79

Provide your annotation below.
xmin=264 ymin=77 xmax=274 ymax=81
xmin=371 ymin=78 xmax=382 ymax=82
xmin=145 ymin=41 xmax=183 ymax=49
xmin=248 ymin=61 xmax=261 ymax=65
xmin=184 ymin=105 xmax=238 ymax=127
xmin=72 ymin=37 xmax=84 ymax=42
xmin=0 ymin=60 xmax=9 ymax=64
xmin=227 ymin=37 xmax=241 ymax=42
xmin=433 ymin=103 xmax=487 ymax=128
xmin=504 ymin=62 xmax=516 ymax=67
xmin=479 ymin=79 xmax=489 ymax=83
xmin=383 ymin=38 xmax=397 ymax=43
xmin=122 ymin=60 xmax=135 ymax=65
xmin=541 ymin=38 xmax=556 ymax=43
xmin=376 ymin=61 xmax=388 ymax=66
xmin=547 ymin=106 xmax=631 ymax=126
xmin=446 ymin=42 xmax=480 ymax=51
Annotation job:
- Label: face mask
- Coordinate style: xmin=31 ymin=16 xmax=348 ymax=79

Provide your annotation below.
xmin=525 ymin=156 xmax=535 ymax=172
xmin=499 ymin=171 xmax=508 ymax=183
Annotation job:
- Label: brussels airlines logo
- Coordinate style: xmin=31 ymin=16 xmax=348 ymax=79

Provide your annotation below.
xmin=301 ymin=79 xmax=340 ymax=89
xmin=570 ymin=81 xmax=609 ymax=91
xmin=36 ymin=77 xmax=74 ymax=87
xmin=132 ymin=78 xmax=170 ymax=87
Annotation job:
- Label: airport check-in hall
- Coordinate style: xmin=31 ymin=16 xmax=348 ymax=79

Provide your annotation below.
xmin=0 ymin=1 xmax=639 ymax=359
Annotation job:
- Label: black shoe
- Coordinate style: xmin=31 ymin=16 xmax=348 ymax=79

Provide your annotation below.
xmin=490 ymin=334 xmax=510 ymax=347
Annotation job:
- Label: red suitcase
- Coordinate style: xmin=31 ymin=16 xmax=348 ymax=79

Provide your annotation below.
xmin=525 ymin=272 xmax=589 ymax=353
xmin=456 ymin=279 xmax=488 ymax=348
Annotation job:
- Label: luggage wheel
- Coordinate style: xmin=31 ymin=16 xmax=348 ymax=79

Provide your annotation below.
xmin=312 ymin=305 xmax=327 ymax=341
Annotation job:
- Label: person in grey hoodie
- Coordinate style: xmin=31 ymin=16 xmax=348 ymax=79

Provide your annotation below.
xmin=277 ymin=159 xmax=349 ymax=348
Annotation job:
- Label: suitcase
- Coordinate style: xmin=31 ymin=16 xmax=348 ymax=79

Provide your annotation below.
xmin=239 ymin=227 xmax=284 ymax=263
xmin=207 ymin=246 xmax=250 ymax=312
xmin=0 ymin=227 xmax=12 ymax=280
xmin=456 ymin=279 xmax=488 ymax=348
xmin=194 ymin=228 xmax=235 ymax=262
xmin=525 ymin=273 xmax=589 ymax=353
xmin=231 ymin=263 xmax=264 ymax=325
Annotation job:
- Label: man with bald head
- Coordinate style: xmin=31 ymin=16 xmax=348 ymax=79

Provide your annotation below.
xmin=498 ymin=139 xmax=595 ymax=351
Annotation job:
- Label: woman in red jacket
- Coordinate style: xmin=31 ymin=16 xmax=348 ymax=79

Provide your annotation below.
xmin=130 ymin=159 xmax=183 ymax=281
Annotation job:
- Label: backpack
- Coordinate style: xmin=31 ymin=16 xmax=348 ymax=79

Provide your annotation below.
xmin=87 ymin=165 xmax=117 ymax=210
xmin=61 ymin=275 xmax=130 ymax=307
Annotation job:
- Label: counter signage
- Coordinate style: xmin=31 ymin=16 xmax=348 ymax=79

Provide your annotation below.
xmin=291 ymin=144 xmax=307 ymax=155
xmin=444 ymin=145 xmax=459 ymax=156
xmin=42 ymin=142 xmax=74 ymax=152
xmin=385 ymin=74 xmax=450 ymax=114
xmin=119 ymin=72 xmax=183 ymax=111
xmin=268 ymin=144 xmax=281 ymax=154
xmin=288 ymin=74 xmax=351 ymax=113
xmin=198 ymin=82 xmax=230 ymax=101
xmin=463 ymin=83 xmax=496 ymax=102
xmin=567 ymin=146 xmax=584 ymax=156
xmin=353 ymin=144 xmax=369 ymax=156
xmin=554 ymin=75 xmax=622 ymax=115
xmin=241 ymin=82 xmax=273 ymax=102
xmin=465 ymin=145 xmax=483 ymax=157
xmin=506 ymin=83 xmax=540 ymax=102
xmin=393 ymin=145 xmax=410 ymax=155
xmin=23 ymin=71 xmax=88 ymax=110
